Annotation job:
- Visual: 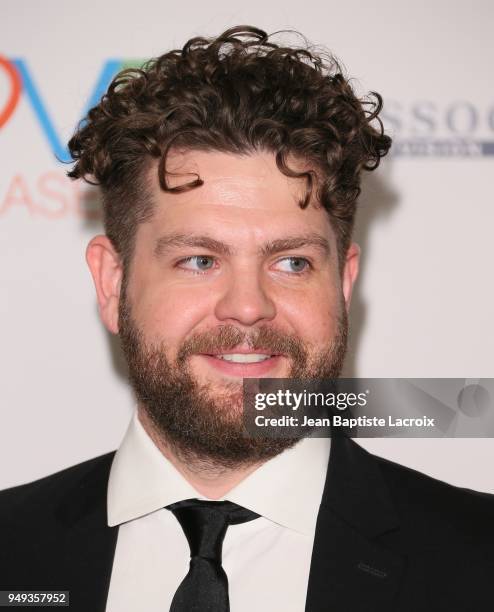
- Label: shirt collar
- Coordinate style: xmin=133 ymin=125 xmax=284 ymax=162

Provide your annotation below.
xmin=108 ymin=411 xmax=330 ymax=536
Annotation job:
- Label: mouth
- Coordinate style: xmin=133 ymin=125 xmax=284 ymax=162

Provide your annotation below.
xmin=197 ymin=349 xmax=285 ymax=377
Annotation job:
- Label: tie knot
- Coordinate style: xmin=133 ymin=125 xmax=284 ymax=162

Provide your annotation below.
xmin=166 ymin=499 xmax=259 ymax=561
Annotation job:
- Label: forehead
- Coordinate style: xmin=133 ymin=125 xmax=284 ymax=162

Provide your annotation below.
xmin=144 ymin=149 xmax=333 ymax=240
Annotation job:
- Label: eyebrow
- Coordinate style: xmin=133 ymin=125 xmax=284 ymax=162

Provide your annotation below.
xmin=154 ymin=232 xmax=331 ymax=258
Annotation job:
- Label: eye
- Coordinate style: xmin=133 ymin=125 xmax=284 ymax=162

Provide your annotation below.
xmin=178 ymin=255 xmax=216 ymax=272
xmin=274 ymin=257 xmax=311 ymax=274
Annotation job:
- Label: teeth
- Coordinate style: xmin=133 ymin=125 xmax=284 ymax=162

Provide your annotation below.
xmin=216 ymin=354 xmax=272 ymax=363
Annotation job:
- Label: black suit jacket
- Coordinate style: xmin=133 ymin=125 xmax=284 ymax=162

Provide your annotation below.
xmin=1 ymin=436 xmax=493 ymax=611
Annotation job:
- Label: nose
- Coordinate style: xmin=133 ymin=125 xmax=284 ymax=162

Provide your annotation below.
xmin=214 ymin=267 xmax=276 ymax=326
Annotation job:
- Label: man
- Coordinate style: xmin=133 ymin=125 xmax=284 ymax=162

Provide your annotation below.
xmin=1 ymin=25 xmax=493 ymax=611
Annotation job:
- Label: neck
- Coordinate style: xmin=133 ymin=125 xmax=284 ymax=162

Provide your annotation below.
xmin=137 ymin=407 xmax=263 ymax=499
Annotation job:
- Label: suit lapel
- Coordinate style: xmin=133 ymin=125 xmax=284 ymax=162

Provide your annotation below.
xmin=54 ymin=453 xmax=119 ymax=612
xmin=305 ymin=435 xmax=405 ymax=611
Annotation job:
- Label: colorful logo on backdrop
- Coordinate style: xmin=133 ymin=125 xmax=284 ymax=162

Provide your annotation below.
xmin=0 ymin=56 xmax=144 ymax=162
xmin=0 ymin=57 xmax=144 ymax=219
xmin=0 ymin=55 xmax=494 ymax=162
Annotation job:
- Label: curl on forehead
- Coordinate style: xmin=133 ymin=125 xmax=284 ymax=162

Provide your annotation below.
xmin=153 ymin=148 xmax=322 ymax=209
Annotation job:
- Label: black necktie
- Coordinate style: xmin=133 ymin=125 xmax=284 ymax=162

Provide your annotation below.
xmin=166 ymin=499 xmax=260 ymax=612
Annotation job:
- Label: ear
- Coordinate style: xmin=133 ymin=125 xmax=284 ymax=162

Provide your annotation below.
xmin=342 ymin=242 xmax=360 ymax=312
xmin=86 ymin=235 xmax=123 ymax=334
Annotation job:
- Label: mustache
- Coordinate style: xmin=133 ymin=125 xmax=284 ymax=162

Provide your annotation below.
xmin=177 ymin=325 xmax=308 ymax=363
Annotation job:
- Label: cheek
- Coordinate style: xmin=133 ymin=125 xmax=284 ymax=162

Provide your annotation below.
xmin=279 ymin=281 xmax=342 ymax=344
xmin=129 ymin=281 xmax=214 ymax=346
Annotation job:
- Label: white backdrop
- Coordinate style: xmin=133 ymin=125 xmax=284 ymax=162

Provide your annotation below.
xmin=1 ymin=0 xmax=493 ymax=491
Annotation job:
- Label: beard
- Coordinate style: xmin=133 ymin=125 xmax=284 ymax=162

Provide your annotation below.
xmin=118 ymin=292 xmax=348 ymax=470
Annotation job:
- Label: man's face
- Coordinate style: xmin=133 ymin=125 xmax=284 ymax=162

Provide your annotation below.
xmin=90 ymin=150 xmax=359 ymax=465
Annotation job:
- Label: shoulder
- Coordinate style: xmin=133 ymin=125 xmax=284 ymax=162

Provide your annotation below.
xmin=0 ymin=452 xmax=116 ymax=521
xmin=373 ymin=450 xmax=494 ymax=545
xmin=375 ymin=450 xmax=494 ymax=512
xmin=0 ymin=453 xmax=117 ymax=590
xmin=359 ymin=448 xmax=494 ymax=605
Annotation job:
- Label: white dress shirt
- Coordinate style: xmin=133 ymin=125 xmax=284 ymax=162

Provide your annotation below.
xmin=105 ymin=412 xmax=330 ymax=611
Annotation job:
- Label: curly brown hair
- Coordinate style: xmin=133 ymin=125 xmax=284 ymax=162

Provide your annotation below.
xmin=67 ymin=25 xmax=391 ymax=272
